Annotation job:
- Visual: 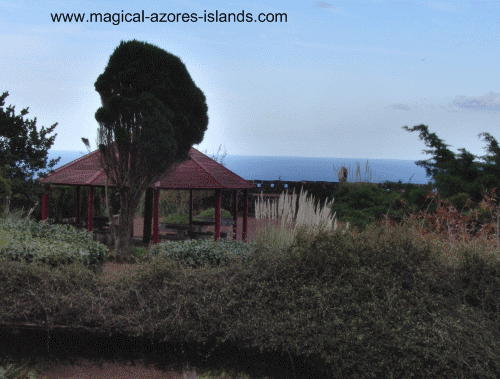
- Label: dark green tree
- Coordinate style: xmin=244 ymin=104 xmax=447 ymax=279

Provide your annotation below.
xmin=95 ymin=40 xmax=208 ymax=256
xmin=0 ymin=165 xmax=12 ymax=216
xmin=404 ymin=124 xmax=500 ymax=203
xmin=0 ymin=92 xmax=60 ymax=212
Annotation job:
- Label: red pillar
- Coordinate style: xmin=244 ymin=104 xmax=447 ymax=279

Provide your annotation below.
xmin=233 ymin=190 xmax=238 ymax=240
xmin=41 ymin=193 xmax=49 ymax=221
xmin=214 ymin=189 xmax=221 ymax=241
xmin=189 ymin=190 xmax=193 ymax=226
xmin=153 ymin=188 xmax=160 ymax=244
xmin=75 ymin=186 xmax=80 ymax=225
xmin=243 ymin=189 xmax=248 ymax=242
xmin=87 ymin=187 xmax=93 ymax=232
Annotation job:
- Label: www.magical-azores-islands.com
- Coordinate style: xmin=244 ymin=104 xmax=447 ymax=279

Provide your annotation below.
xmin=51 ymin=10 xmax=288 ymax=25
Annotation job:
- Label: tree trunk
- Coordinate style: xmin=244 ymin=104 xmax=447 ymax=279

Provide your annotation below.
xmin=114 ymin=189 xmax=142 ymax=256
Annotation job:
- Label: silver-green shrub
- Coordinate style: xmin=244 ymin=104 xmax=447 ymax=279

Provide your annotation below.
xmin=0 ymin=217 xmax=108 ymax=270
xmin=149 ymin=239 xmax=254 ymax=267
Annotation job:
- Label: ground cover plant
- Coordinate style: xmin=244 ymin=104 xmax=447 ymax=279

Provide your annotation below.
xmin=149 ymin=238 xmax=254 ymax=268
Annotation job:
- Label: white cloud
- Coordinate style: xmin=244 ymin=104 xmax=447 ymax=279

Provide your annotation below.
xmin=454 ymin=91 xmax=500 ymax=111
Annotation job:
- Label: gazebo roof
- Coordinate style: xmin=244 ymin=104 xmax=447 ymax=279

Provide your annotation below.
xmin=39 ymin=147 xmax=255 ymax=190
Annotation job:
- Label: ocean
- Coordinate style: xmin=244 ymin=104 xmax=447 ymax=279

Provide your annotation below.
xmin=47 ymin=151 xmax=431 ymax=185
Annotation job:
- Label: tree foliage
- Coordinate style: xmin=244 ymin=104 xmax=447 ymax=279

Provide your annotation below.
xmin=404 ymin=124 xmax=500 ymax=203
xmin=94 ymin=40 xmax=208 ymax=256
xmin=0 ymin=91 xmax=59 ymax=211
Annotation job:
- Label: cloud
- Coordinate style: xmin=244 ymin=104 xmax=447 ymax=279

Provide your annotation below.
xmin=420 ymin=1 xmax=464 ymax=13
xmin=391 ymin=104 xmax=411 ymax=111
xmin=453 ymin=91 xmax=500 ymax=111
xmin=313 ymin=1 xmax=336 ymax=9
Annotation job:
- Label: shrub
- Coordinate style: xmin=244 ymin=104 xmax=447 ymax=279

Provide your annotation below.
xmin=149 ymin=239 xmax=253 ymax=268
xmin=0 ymin=217 xmax=108 ymax=272
xmin=4 ymin=223 xmax=500 ymax=378
xmin=197 ymin=207 xmax=232 ymax=219
xmin=130 ymin=245 xmax=149 ymax=259
xmin=163 ymin=212 xmax=190 ymax=225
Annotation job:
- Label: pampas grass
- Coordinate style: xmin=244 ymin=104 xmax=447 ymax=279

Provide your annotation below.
xmin=254 ymin=188 xmax=341 ymax=250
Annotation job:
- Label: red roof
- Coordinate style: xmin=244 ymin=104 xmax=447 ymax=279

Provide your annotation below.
xmin=39 ymin=147 xmax=255 ymax=190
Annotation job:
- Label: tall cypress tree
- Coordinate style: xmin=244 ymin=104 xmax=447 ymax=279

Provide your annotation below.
xmin=95 ymin=40 xmax=208 ymax=256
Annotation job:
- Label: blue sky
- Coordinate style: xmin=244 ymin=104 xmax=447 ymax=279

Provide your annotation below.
xmin=1 ymin=0 xmax=499 ymax=160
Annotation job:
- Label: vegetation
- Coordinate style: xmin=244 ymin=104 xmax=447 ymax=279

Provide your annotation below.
xmin=94 ymin=39 xmax=208 ymax=256
xmin=0 ymin=358 xmax=44 ymax=379
xmin=4 ymin=198 xmax=500 ymax=377
xmin=149 ymin=239 xmax=253 ymax=268
xmin=162 ymin=207 xmax=233 ymax=225
xmin=0 ymin=91 xmax=60 ymax=214
xmin=197 ymin=207 xmax=232 ymax=219
xmin=254 ymin=188 xmax=339 ymax=251
xmin=0 ymin=215 xmax=108 ymax=273
xmin=0 ymin=165 xmax=11 ymax=216
xmin=330 ymin=181 xmax=433 ymax=230
xmin=163 ymin=211 xmax=191 ymax=225
xmin=404 ymin=124 xmax=500 ymax=202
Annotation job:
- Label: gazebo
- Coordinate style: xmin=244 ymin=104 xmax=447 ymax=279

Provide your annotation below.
xmin=38 ymin=147 xmax=255 ymax=242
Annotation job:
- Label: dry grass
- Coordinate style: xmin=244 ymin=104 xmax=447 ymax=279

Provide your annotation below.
xmin=381 ymin=188 xmax=500 ymax=270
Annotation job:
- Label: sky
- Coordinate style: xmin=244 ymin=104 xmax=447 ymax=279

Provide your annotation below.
xmin=1 ymin=0 xmax=499 ymax=160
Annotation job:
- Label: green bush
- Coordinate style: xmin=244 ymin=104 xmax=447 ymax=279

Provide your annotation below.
xmin=448 ymin=192 xmax=470 ymax=211
xmin=130 ymin=245 xmax=149 ymax=259
xmin=163 ymin=212 xmax=190 ymax=224
xmin=149 ymin=239 xmax=253 ymax=268
xmin=197 ymin=207 xmax=232 ymax=219
xmin=331 ymin=182 xmax=432 ymax=230
xmin=0 ymin=217 xmax=108 ymax=272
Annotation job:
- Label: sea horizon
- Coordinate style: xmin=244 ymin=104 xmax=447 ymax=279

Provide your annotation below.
xmin=47 ymin=150 xmax=431 ymax=185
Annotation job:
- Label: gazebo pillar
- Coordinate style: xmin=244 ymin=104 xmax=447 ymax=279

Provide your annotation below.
xmin=143 ymin=188 xmax=153 ymax=244
xmin=87 ymin=187 xmax=93 ymax=232
xmin=233 ymin=190 xmax=238 ymax=240
xmin=243 ymin=189 xmax=248 ymax=242
xmin=153 ymin=188 xmax=160 ymax=244
xmin=75 ymin=186 xmax=80 ymax=225
xmin=214 ymin=189 xmax=221 ymax=241
xmin=189 ymin=190 xmax=193 ymax=226
xmin=41 ymin=192 xmax=49 ymax=221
